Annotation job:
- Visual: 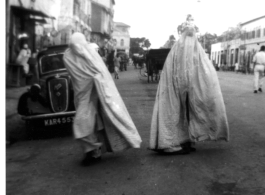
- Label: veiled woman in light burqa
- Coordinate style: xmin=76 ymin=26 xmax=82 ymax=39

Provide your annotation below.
xmin=149 ymin=14 xmax=229 ymax=154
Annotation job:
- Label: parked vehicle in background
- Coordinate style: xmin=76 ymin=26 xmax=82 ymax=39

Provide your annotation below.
xmin=145 ymin=48 xmax=170 ymax=83
xmin=132 ymin=53 xmax=145 ymax=69
xmin=17 ymin=45 xmax=76 ymax=133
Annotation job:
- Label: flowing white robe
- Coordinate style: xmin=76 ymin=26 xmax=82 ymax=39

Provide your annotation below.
xmin=149 ymin=26 xmax=229 ymax=150
xmin=63 ymin=40 xmax=142 ymax=152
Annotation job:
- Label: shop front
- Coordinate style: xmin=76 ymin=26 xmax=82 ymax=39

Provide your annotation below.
xmin=7 ymin=6 xmax=54 ymax=87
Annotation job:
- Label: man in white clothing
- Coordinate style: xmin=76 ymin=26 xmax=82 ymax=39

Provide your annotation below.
xmin=234 ymin=62 xmax=239 ymax=73
xmin=253 ymin=46 xmax=265 ymax=93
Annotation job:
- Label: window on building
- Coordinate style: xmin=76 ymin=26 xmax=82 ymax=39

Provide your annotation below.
xmin=248 ymin=31 xmax=252 ymax=39
xmin=242 ymin=32 xmax=247 ymax=40
xmin=235 ymin=48 xmax=239 ymax=63
xmin=73 ymin=0 xmax=80 ymax=16
xmin=230 ymin=49 xmax=234 ymax=66
xmin=224 ymin=50 xmax=227 ymax=65
xmin=221 ymin=51 xmax=224 ymax=64
xmin=121 ymin=39 xmax=124 ymax=46
xmin=113 ymin=39 xmax=117 ymax=46
xmin=257 ymin=29 xmax=261 ymax=38
xmin=252 ymin=30 xmax=255 ymax=39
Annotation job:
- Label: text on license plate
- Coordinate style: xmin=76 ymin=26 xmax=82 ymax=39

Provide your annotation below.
xmin=44 ymin=117 xmax=74 ymax=126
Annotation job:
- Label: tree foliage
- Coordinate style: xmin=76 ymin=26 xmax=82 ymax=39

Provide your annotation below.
xmin=218 ymin=25 xmax=245 ymax=42
xmin=144 ymin=39 xmax=151 ymax=49
xmin=130 ymin=37 xmax=151 ymax=55
xmin=198 ymin=33 xmax=218 ymax=54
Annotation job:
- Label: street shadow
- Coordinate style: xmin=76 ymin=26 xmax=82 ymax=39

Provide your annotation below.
xmin=6 ymin=114 xmax=72 ymax=144
xmin=26 ymin=125 xmax=73 ymax=140
xmin=147 ymin=146 xmax=231 ymax=158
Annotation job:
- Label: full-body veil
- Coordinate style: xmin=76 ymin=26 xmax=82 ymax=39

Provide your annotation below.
xmin=149 ymin=21 xmax=229 ymax=151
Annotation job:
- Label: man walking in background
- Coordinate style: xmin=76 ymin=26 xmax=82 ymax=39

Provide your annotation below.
xmin=253 ymin=45 xmax=265 ymax=93
xmin=114 ymin=53 xmax=121 ymax=79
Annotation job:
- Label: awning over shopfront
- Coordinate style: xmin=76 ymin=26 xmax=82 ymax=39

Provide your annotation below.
xmin=11 ymin=6 xmax=55 ymax=19
xmin=8 ymin=6 xmax=56 ymax=64
xmin=28 ymin=18 xmax=47 ymax=24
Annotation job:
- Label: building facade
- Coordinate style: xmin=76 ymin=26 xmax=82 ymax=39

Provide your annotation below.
xmin=211 ymin=15 xmax=265 ymax=72
xmin=111 ymin=22 xmax=130 ymax=54
xmin=7 ymin=0 xmax=56 ymax=63
xmin=6 ymin=0 xmax=115 ymax=86
xmin=90 ymin=0 xmax=115 ymax=47
xmin=55 ymin=0 xmax=92 ymax=45
xmin=6 ymin=0 xmax=115 ymax=62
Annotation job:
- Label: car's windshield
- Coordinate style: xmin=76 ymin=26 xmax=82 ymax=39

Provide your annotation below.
xmin=40 ymin=54 xmax=66 ymax=74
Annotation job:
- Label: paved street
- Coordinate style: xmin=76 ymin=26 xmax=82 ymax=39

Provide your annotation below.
xmin=6 ymin=66 xmax=265 ymax=195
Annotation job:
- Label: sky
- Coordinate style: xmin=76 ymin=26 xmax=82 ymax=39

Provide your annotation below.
xmin=113 ymin=0 xmax=265 ymax=49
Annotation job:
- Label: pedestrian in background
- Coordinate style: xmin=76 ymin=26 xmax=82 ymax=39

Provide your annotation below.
xmin=16 ymin=42 xmax=31 ymax=75
xmin=107 ymin=50 xmax=115 ymax=73
xmin=98 ymin=39 xmax=108 ymax=65
xmin=253 ymin=45 xmax=265 ymax=93
xmin=114 ymin=53 xmax=121 ymax=79
xmin=234 ymin=62 xmax=239 ymax=73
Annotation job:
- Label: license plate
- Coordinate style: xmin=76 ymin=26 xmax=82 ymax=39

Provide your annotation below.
xmin=44 ymin=116 xmax=74 ymax=126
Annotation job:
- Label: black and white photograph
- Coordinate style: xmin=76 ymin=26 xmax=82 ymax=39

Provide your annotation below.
xmin=4 ymin=0 xmax=265 ymax=194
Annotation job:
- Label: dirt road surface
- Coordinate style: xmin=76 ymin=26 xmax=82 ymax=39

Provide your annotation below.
xmin=6 ymin=66 xmax=265 ymax=195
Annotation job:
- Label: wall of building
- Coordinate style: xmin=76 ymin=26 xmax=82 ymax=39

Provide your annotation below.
xmin=211 ymin=16 xmax=265 ymax=71
xmin=92 ymin=0 xmax=112 ymax=9
xmin=114 ymin=36 xmax=130 ymax=47
xmin=112 ymin=24 xmax=130 ymax=54
xmin=90 ymin=0 xmax=114 ymax=47
xmin=56 ymin=0 xmax=94 ymax=44
xmin=8 ymin=0 xmax=114 ymax=54
xmin=9 ymin=0 xmax=29 ymax=7
xmin=9 ymin=0 xmax=56 ymax=16
xmin=211 ymin=42 xmax=222 ymax=65
xmin=241 ymin=18 xmax=265 ymax=32
xmin=6 ymin=0 xmax=10 ymax=63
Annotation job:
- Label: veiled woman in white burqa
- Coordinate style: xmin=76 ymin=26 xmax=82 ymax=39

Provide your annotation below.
xmin=149 ymin=15 xmax=229 ymax=154
xmin=63 ymin=33 xmax=142 ymax=166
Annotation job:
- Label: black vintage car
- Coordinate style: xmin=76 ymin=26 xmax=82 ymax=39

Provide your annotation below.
xmin=18 ymin=45 xmax=76 ymax=131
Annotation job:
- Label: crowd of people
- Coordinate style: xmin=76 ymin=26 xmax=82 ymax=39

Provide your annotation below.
xmin=96 ymin=39 xmax=130 ymax=80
